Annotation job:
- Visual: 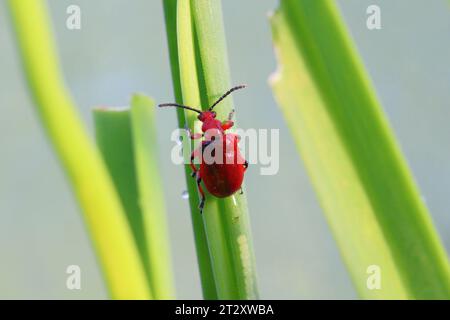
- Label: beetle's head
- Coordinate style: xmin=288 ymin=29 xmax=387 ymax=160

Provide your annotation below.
xmin=198 ymin=111 xmax=221 ymax=133
xmin=198 ymin=111 xmax=223 ymax=135
xmin=158 ymin=84 xmax=246 ymax=127
xmin=197 ymin=110 xmax=216 ymax=122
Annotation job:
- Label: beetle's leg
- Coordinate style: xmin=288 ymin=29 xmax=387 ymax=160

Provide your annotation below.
xmin=221 ymin=109 xmax=235 ymax=131
xmin=189 ymin=131 xmax=203 ymax=140
xmin=190 ymin=148 xmax=201 ymax=178
xmin=221 ymin=120 xmax=234 ymax=131
xmin=239 ymin=159 xmax=248 ymax=195
xmin=184 ymin=123 xmax=203 ymax=140
xmin=196 ymin=175 xmax=206 ymax=214
xmin=228 ymin=109 xmax=235 ymax=121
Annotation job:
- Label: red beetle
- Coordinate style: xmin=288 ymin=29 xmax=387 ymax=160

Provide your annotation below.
xmin=159 ymin=85 xmax=248 ymax=213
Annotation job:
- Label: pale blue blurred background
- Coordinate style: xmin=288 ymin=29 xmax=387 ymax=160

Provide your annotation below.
xmin=0 ymin=0 xmax=449 ymax=299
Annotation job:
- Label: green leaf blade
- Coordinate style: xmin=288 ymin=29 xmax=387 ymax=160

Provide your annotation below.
xmin=93 ymin=108 xmax=149 ymax=286
xmin=270 ymin=0 xmax=450 ymax=299
xmin=8 ymin=0 xmax=151 ymax=299
xmin=191 ymin=0 xmax=259 ymax=300
xmin=163 ymin=0 xmax=259 ymax=299
xmin=163 ymin=0 xmax=218 ymax=299
xmin=94 ymin=99 xmax=176 ymax=300
xmin=130 ymin=94 xmax=176 ymax=299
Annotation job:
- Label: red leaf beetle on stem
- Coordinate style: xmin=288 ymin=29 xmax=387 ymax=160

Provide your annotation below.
xmin=159 ymin=85 xmax=248 ymax=214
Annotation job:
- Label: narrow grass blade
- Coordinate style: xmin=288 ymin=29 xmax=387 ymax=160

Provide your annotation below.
xmin=130 ymin=94 xmax=175 ymax=299
xmin=93 ymin=108 xmax=149 ymax=282
xmin=182 ymin=0 xmax=258 ymax=299
xmin=163 ymin=0 xmax=218 ymax=299
xmin=93 ymin=100 xmax=175 ymax=300
xmin=163 ymin=0 xmax=258 ymax=299
xmin=191 ymin=0 xmax=255 ymax=299
xmin=7 ymin=0 xmax=150 ymax=299
xmin=269 ymin=0 xmax=450 ymax=299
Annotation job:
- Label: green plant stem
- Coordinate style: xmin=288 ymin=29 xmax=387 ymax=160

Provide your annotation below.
xmin=163 ymin=0 xmax=218 ymax=299
xmin=193 ymin=0 xmax=259 ymax=300
xmin=7 ymin=0 xmax=150 ymax=299
xmin=93 ymin=108 xmax=149 ymax=283
xmin=270 ymin=0 xmax=450 ymax=299
xmin=130 ymin=95 xmax=175 ymax=299
xmin=177 ymin=0 xmax=258 ymax=299
xmin=93 ymin=98 xmax=175 ymax=300
xmin=178 ymin=0 xmax=241 ymax=299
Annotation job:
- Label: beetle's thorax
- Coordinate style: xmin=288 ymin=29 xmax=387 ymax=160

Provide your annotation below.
xmin=197 ymin=111 xmax=224 ymax=142
xmin=199 ymin=111 xmax=223 ymax=133
xmin=201 ymin=119 xmax=222 ymax=132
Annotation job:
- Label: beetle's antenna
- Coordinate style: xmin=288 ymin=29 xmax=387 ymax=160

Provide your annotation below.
xmin=209 ymin=84 xmax=246 ymax=111
xmin=158 ymin=103 xmax=202 ymax=114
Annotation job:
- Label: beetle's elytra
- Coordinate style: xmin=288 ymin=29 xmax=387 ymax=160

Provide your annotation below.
xmin=159 ymin=85 xmax=248 ymax=214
